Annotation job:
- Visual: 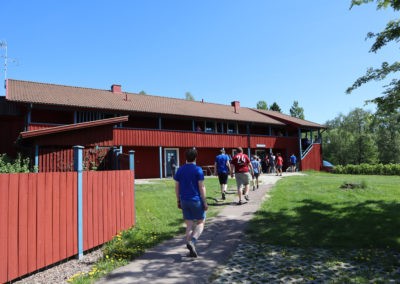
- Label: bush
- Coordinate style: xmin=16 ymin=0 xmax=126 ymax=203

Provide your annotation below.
xmin=332 ymin=163 xmax=400 ymax=175
xmin=0 ymin=153 xmax=31 ymax=173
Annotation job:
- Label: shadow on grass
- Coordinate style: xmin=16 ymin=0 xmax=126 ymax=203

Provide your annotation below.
xmin=247 ymin=199 xmax=400 ymax=251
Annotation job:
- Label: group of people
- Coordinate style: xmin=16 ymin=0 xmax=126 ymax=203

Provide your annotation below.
xmin=173 ymin=147 xmax=268 ymax=258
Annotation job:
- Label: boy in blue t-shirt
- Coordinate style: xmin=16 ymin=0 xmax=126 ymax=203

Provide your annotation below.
xmin=250 ymin=156 xmax=262 ymax=190
xmin=174 ymin=148 xmax=208 ymax=257
xmin=214 ymin=148 xmax=231 ymax=200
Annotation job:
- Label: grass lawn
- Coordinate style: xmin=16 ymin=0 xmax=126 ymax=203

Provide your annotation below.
xmin=247 ymin=171 xmax=400 ymax=251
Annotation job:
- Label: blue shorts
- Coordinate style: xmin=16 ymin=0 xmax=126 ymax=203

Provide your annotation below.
xmin=181 ymin=199 xmax=206 ymax=220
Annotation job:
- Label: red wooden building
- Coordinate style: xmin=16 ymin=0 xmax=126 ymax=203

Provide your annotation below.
xmin=1 ymin=79 xmax=325 ymax=178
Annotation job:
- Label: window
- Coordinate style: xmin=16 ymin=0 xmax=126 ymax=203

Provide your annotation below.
xmin=227 ymin=122 xmax=237 ymax=134
xmin=205 ymin=121 xmax=215 ymax=133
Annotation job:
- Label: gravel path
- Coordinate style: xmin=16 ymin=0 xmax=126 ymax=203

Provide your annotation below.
xmin=12 ymin=249 xmax=103 ymax=284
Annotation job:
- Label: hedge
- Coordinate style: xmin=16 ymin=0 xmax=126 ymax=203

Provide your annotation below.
xmin=333 ymin=163 xmax=400 ymax=175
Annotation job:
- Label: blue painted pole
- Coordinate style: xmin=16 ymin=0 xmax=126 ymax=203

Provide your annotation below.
xmin=129 ymin=150 xmax=136 ymax=224
xmin=73 ymin=145 xmax=84 ymax=260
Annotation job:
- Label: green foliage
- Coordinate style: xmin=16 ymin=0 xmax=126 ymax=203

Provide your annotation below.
xmin=185 ymin=91 xmax=195 ymax=101
xmin=256 ymin=100 xmax=268 ymax=110
xmin=348 ymin=0 xmax=400 ymax=113
xmin=333 ymin=163 xmax=400 ymax=175
xmin=324 ymin=108 xmax=378 ymax=165
xmin=289 ymin=100 xmax=305 ymax=119
xmin=269 ymin=102 xmax=282 ymax=112
xmin=0 ymin=153 xmax=31 ymax=173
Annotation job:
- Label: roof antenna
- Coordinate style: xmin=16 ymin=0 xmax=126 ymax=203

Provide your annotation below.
xmin=0 ymin=41 xmax=18 ymax=90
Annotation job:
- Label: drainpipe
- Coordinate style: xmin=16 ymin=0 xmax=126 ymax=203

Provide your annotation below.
xmin=159 ymin=146 xmax=163 ymax=179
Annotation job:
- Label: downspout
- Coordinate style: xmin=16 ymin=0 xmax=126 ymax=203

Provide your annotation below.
xmin=159 ymin=146 xmax=163 ymax=179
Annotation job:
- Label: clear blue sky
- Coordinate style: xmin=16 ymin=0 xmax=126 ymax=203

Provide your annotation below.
xmin=1 ymin=1 xmax=397 ymax=124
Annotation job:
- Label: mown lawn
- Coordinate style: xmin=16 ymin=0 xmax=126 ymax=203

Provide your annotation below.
xmin=247 ymin=171 xmax=400 ymax=251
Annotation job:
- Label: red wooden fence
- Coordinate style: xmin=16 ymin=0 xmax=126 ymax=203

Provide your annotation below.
xmin=0 ymin=170 xmax=135 ymax=283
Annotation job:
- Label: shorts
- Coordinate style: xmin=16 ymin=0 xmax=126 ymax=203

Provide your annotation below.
xmin=181 ymin=199 xmax=206 ymax=220
xmin=276 ymin=165 xmax=282 ymax=170
xmin=253 ymin=172 xmax=259 ymax=178
xmin=235 ymin=172 xmax=252 ymax=188
xmin=218 ymin=172 xmax=228 ymax=184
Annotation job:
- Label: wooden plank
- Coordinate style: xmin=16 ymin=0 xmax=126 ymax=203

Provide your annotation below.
xmin=107 ymin=171 xmax=112 ymax=241
xmin=27 ymin=174 xmax=37 ymax=273
xmin=82 ymin=172 xmax=89 ymax=250
xmin=8 ymin=174 xmax=19 ymax=280
xmin=86 ymin=172 xmax=94 ymax=249
xmin=115 ymin=171 xmax=121 ymax=233
xmin=44 ymin=172 xmax=53 ymax=266
xmin=92 ymin=172 xmax=99 ymax=248
xmin=72 ymin=172 xmax=78 ymax=255
xmin=0 ymin=174 xmax=9 ymax=283
xmin=36 ymin=173 xmax=46 ymax=269
xmin=99 ymin=172 xmax=107 ymax=244
xmin=66 ymin=172 xmax=74 ymax=257
xmin=18 ymin=174 xmax=29 ymax=277
xmin=110 ymin=171 xmax=116 ymax=236
xmin=59 ymin=172 xmax=67 ymax=259
xmin=52 ymin=172 xmax=61 ymax=263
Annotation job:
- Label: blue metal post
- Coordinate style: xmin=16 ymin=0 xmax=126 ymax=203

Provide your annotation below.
xmin=129 ymin=150 xmax=136 ymax=224
xmin=73 ymin=145 xmax=84 ymax=260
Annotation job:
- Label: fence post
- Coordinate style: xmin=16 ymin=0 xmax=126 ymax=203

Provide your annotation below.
xmin=129 ymin=150 xmax=136 ymax=224
xmin=73 ymin=145 xmax=84 ymax=260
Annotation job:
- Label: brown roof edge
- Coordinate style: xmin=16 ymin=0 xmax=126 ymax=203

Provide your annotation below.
xmin=253 ymin=109 xmax=326 ymax=129
xmin=20 ymin=115 xmax=129 ymax=139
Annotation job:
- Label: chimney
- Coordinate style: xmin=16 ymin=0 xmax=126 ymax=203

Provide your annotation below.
xmin=231 ymin=101 xmax=240 ymax=113
xmin=111 ymin=84 xmax=122 ymax=94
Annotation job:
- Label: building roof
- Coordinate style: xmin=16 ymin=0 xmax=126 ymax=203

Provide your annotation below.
xmin=6 ymin=79 xmax=286 ymax=126
xmin=6 ymin=79 xmax=324 ymax=128
xmin=20 ymin=115 xmax=129 ymax=139
xmin=254 ymin=109 xmax=326 ymax=129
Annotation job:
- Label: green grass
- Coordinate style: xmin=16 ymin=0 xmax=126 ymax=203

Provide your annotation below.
xmin=247 ymin=171 xmax=400 ymax=251
xmin=69 ymin=176 xmax=236 ymax=283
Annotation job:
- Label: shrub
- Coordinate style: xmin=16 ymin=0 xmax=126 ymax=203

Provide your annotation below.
xmin=0 ymin=153 xmax=31 ymax=173
xmin=333 ymin=163 xmax=400 ymax=175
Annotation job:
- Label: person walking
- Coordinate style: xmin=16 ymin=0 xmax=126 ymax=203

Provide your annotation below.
xmin=230 ymin=147 xmax=254 ymax=205
xmin=250 ymin=155 xmax=262 ymax=190
xmin=174 ymin=148 xmax=208 ymax=257
xmin=275 ymin=153 xmax=283 ymax=176
xmin=170 ymin=155 xmax=177 ymax=177
xmin=214 ymin=148 xmax=231 ymax=200
xmin=289 ymin=153 xmax=297 ymax=172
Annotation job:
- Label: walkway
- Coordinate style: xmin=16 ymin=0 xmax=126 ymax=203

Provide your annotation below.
xmin=96 ymin=174 xmax=283 ymax=284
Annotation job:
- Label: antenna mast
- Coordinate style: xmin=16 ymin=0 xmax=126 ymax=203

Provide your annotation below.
xmin=0 ymin=41 xmax=8 ymax=84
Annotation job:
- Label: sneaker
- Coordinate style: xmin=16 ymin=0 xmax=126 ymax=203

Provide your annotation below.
xmin=222 ymin=192 xmax=226 ymax=200
xmin=257 ymin=185 xmax=259 ymax=189
xmin=186 ymin=241 xmax=198 ymax=257
xmin=244 ymin=195 xmax=250 ymax=201
xmin=253 ymin=185 xmax=256 ymax=191
xmin=237 ymin=200 xmax=243 ymax=205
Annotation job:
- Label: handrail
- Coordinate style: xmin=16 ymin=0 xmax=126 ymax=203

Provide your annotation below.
xmin=301 ymin=143 xmax=314 ymax=159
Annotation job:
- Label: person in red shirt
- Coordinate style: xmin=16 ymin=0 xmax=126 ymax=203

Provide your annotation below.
xmin=230 ymin=147 xmax=254 ymax=205
xmin=275 ymin=153 xmax=284 ymax=176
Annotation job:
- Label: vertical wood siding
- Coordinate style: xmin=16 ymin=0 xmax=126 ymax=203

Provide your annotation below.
xmin=0 ymin=170 xmax=134 ymax=283
xmin=301 ymin=143 xmax=322 ymax=171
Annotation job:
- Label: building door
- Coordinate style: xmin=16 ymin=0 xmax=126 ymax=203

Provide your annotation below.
xmin=164 ymin=148 xmax=179 ymax=177
xmin=255 ymin=149 xmax=267 ymax=173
